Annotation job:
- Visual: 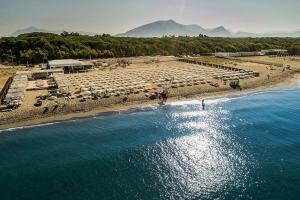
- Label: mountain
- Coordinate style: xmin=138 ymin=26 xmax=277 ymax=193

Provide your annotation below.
xmin=117 ymin=20 xmax=207 ymax=37
xmin=117 ymin=20 xmax=232 ymax=37
xmin=234 ymin=30 xmax=300 ymax=37
xmin=234 ymin=32 xmax=260 ymax=37
xmin=117 ymin=20 xmax=300 ymax=38
xmin=11 ymin=27 xmax=61 ymax=36
xmin=9 ymin=22 xmax=300 ymax=38
xmin=208 ymin=26 xmax=231 ymax=37
xmin=261 ymin=30 xmax=300 ymax=37
xmin=10 ymin=26 xmax=96 ymax=37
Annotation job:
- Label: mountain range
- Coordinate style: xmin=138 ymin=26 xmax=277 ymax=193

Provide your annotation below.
xmin=9 ymin=20 xmax=300 ymax=38
xmin=10 ymin=26 xmax=96 ymax=37
xmin=116 ymin=20 xmax=231 ymax=37
xmin=117 ymin=20 xmax=300 ymax=38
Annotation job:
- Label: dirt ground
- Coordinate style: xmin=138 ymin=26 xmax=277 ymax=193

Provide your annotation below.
xmin=0 ymin=77 xmax=8 ymax=90
xmin=239 ymin=56 xmax=300 ymax=68
xmin=0 ymin=66 xmax=31 ymax=89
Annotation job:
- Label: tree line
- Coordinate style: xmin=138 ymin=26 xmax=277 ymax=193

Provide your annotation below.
xmin=0 ymin=32 xmax=300 ymax=64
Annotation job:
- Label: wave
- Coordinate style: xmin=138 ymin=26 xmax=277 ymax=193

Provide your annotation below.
xmin=0 ymin=121 xmax=62 ymax=133
xmin=169 ymin=96 xmax=242 ymax=106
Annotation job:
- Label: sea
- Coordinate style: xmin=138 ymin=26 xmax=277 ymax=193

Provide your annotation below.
xmin=0 ymin=83 xmax=300 ymax=200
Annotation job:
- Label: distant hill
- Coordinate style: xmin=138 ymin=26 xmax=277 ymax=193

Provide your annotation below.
xmin=235 ymin=30 xmax=300 ymax=38
xmin=261 ymin=30 xmax=300 ymax=37
xmin=208 ymin=26 xmax=231 ymax=37
xmin=116 ymin=20 xmax=208 ymax=37
xmin=10 ymin=26 xmax=97 ymax=37
xmin=117 ymin=20 xmax=300 ymax=38
xmin=9 ymin=22 xmax=300 ymax=38
xmin=116 ymin=20 xmax=233 ymax=37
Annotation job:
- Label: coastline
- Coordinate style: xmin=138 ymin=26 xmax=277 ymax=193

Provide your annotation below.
xmin=1 ymin=72 xmax=299 ymax=131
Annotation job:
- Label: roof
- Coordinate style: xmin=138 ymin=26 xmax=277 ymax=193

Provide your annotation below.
xmin=261 ymin=49 xmax=288 ymax=52
xmin=32 ymin=69 xmax=64 ymax=74
xmin=48 ymin=59 xmax=94 ymax=67
xmin=16 ymin=71 xmax=31 ymax=75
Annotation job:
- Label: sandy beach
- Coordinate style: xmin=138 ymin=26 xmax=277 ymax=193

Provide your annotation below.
xmin=1 ymin=72 xmax=299 ymax=130
xmin=1 ymin=57 xmax=300 ymax=130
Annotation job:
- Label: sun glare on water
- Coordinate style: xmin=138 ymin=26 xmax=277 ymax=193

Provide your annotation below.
xmin=139 ymin=101 xmax=253 ymax=199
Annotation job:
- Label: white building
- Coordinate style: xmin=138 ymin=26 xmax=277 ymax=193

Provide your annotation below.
xmin=261 ymin=49 xmax=288 ymax=56
xmin=48 ymin=59 xmax=94 ymax=72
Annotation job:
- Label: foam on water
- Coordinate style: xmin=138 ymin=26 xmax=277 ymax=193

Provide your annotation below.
xmin=0 ymin=121 xmax=61 ymax=133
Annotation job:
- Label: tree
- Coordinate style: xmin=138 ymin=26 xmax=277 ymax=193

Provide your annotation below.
xmin=61 ymin=31 xmax=69 ymax=37
xmin=1 ymin=32 xmax=300 ymax=64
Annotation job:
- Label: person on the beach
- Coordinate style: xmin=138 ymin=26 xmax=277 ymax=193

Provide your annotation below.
xmin=123 ymin=95 xmax=128 ymax=102
xmin=202 ymin=99 xmax=205 ymax=110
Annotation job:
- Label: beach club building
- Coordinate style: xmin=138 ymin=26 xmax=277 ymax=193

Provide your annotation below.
xmin=261 ymin=49 xmax=288 ymax=56
xmin=48 ymin=59 xmax=94 ymax=73
xmin=215 ymin=49 xmax=288 ymax=58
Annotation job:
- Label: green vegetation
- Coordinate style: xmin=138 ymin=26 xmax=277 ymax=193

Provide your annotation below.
xmin=0 ymin=32 xmax=300 ymax=64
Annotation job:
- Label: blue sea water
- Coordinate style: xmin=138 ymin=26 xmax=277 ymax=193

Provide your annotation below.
xmin=1 ymin=84 xmax=300 ymax=200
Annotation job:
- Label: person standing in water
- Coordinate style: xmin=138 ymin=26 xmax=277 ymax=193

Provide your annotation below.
xmin=202 ymin=99 xmax=205 ymax=110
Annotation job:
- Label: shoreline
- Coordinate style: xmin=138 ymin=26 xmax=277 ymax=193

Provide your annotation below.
xmin=1 ymin=73 xmax=299 ymax=131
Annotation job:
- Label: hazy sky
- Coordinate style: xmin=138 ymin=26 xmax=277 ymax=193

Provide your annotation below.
xmin=0 ymin=0 xmax=299 ymax=36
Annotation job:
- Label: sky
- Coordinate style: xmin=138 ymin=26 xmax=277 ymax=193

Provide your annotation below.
xmin=0 ymin=0 xmax=300 ymax=36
